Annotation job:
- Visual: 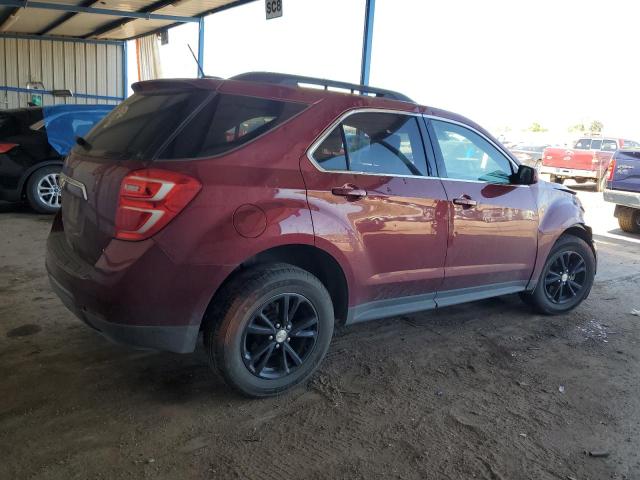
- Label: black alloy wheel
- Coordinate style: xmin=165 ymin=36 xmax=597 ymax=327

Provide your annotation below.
xmin=543 ymin=251 xmax=587 ymax=304
xmin=241 ymin=293 xmax=319 ymax=379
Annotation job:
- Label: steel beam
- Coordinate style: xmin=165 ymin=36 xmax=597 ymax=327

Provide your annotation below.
xmin=38 ymin=0 xmax=101 ymax=35
xmin=0 ymin=31 xmax=123 ymax=46
xmin=0 ymin=0 xmax=200 ymax=23
xmin=197 ymin=17 xmax=205 ymax=78
xmin=122 ymin=40 xmax=129 ymax=98
xmin=360 ymin=0 xmax=375 ymax=86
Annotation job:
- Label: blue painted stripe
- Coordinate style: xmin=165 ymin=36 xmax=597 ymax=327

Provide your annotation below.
xmin=0 ymin=32 xmax=123 ymax=46
xmin=0 ymin=0 xmax=200 ymax=23
xmin=0 ymin=86 xmax=124 ymax=102
xmin=122 ymin=41 xmax=129 ymax=99
xmin=360 ymin=0 xmax=376 ymax=86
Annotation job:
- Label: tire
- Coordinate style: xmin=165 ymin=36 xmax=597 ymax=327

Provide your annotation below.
xmin=204 ymin=264 xmax=334 ymax=397
xmin=596 ymin=175 xmax=607 ymax=192
xmin=617 ymin=207 xmax=640 ymax=233
xmin=523 ymin=234 xmax=595 ymax=315
xmin=25 ymin=165 xmax=62 ymax=214
xmin=575 ymin=178 xmax=587 ymax=184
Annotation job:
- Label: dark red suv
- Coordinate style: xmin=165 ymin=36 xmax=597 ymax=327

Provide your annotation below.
xmin=46 ymin=72 xmax=596 ymax=397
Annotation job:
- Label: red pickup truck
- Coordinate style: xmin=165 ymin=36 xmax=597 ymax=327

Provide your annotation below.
xmin=541 ymin=137 xmax=640 ymax=191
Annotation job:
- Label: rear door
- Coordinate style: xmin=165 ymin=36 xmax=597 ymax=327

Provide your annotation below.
xmin=61 ymin=88 xmax=212 ymax=264
xmin=426 ymin=118 xmax=539 ymax=305
xmin=300 ymin=110 xmax=449 ymax=318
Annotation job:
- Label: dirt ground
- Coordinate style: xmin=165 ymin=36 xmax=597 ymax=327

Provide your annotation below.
xmin=1 ymin=182 xmax=640 ymax=480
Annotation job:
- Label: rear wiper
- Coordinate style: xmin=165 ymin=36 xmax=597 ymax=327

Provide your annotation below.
xmin=75 ymin=136 xmax=92 ymax=151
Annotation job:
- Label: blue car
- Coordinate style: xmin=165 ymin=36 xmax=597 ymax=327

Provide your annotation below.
xmin=0 ymin=104 xmax=114 ymax=213
xmin=604 ymin=149 xmax=640 ymax=233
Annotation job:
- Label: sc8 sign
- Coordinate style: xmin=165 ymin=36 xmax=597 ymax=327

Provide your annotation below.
xmin=265 ymin=0 xmax=282 ymax=19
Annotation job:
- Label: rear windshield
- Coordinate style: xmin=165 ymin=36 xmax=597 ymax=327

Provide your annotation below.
xmin=79 ymin=90 xmax=211 ymax=159
xmin=79 ymin=91 xmax=307 ymax=160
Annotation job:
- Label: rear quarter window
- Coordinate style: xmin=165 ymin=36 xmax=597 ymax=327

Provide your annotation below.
xmin=158 ymin=94 xmax=307 ymax=159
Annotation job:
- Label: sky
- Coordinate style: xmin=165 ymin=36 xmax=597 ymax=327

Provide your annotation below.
xmin=140 ymin=0 xmax=640 ymax=141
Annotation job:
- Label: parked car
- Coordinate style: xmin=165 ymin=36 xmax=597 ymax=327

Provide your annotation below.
xmin=0 ymin=104 xmax=113 ymax=213
xmin=509 ymin=144 xmax=549 ymax=170
xmin=46 ymin=73 xmax=596 ymax=397
xmin=541 ymin=136 xmax=640 ymax=191
xmin=603 ymin=149 xmax=640 ymax=233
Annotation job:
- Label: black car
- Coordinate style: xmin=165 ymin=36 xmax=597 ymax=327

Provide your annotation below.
xmin=0 ymin=105 xmax=113 ymax=213
xmin=510 ymin=144 xmax=549 ymax=170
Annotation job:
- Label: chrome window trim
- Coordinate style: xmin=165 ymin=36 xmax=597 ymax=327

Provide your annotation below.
xmin=306 ymin=108 xmax=524 ymax=186
xmin=59 ymin=173 xmax=88 ymax=200
xmin=424 ymin=114 xmax=519 ymax=172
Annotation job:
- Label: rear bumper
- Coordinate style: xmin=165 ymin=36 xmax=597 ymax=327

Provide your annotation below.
xmin=604 ymin=189 xmax=640 ymax=209
xmin=540 ymin=166 xmax=596 ymax=179
xmin=49 ymin=274 xmax=199 ymax=353
xmin=46 ymin=221 xmax=233 ymax=353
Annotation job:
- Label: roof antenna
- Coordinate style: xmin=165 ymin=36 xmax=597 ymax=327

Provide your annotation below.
xmin=187 ymin=44 xmax=205 ymax=78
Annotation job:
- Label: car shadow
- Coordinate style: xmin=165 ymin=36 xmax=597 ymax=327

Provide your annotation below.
xmin=0 ymin=201 xmax=36 ymax=214
xmin=564 ymin=182 xmax=598 ymax=193
xmin=593 ymin=231 xmax=640 ymax=247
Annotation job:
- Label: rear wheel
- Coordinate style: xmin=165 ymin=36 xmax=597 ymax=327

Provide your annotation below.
xmin=617 ymin=207 xmax=640 ymax=233
xmin=596 ymin=175 xmax=607 ymax=192
xmin=522 ymin=234 xmax=595 ymax=315
xmin=26 ymin=165 xmax=62 ymax=214
xmin=204 ymin=264 xmax=334 ymax=397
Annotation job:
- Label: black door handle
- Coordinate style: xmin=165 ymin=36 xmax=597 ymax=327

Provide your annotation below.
xmin=332 ymin=186 xmax=367 ymax=198
xmin=452 ymin=196 xmax=477 ymax=208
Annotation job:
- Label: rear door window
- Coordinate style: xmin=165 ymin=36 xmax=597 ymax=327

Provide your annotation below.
xmin=314 ymin=127 xmax=348 ymax=170
xmin=158 ymin=94 xmax=307 ymax=159
xmin=602 ymin=139 xmax=617 ymax=151
xmin=312 ymin=112 xmax=429 ymax=177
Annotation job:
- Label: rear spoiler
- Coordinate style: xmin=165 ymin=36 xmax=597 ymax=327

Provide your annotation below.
xmin=131 ymin=78 xmax=222 ymax=94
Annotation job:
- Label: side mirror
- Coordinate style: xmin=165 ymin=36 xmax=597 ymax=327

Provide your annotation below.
xmin=511 ymin=164 xmax=538 ymax=185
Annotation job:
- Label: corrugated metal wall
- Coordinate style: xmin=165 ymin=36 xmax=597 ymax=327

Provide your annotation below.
xmin=0 ymin=35 xmax=124 ymax=109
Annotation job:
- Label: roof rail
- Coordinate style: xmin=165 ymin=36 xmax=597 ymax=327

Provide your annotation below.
xmin=231 ymin=72 xmax=414 ymax=103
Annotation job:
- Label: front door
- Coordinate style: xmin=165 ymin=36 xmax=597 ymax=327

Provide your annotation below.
xmin=300 ymin=111 xmax=449 ymax=322
xmin=426 ymin=118 xmax=539 ymax=306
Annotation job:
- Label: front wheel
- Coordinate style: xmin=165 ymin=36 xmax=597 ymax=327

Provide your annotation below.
xmin=204 ymin=264 xmax=334 ymax=397
xmin=522 ymin=234 xmax=595 ymax=315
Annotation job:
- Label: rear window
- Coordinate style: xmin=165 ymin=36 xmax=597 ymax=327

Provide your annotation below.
xmin=80 ymin=90 xmax=211 ymax=159
xmin=157 ymin=94 xmax=307 ymax=159
xmin=574 ymin=139 xmax=591 ymax=150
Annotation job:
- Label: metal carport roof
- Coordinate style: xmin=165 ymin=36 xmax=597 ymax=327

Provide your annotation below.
xmin=0 ymin=0 xmax=376 ymax=96
xmin=0 ymin=0 xmax=255 ymax=40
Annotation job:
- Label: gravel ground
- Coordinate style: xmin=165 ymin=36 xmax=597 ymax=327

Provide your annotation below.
xmin=1 ymin=182 xmax=639 ymax=480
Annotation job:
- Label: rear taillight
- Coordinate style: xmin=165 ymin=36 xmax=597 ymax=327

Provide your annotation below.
xmin=115 ymin=169 xmax=201 ymax=241
xmin=0 ymin=143 xmax=18 ymax=154
xmin=606 ymin=158 xmax=616 ymax=181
